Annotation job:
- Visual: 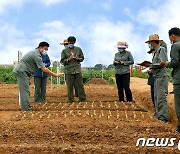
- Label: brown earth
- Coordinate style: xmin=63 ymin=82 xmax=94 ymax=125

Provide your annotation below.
xmin=0 ymin=77 xmax=179 ymax=153
xmin=87 ymin=78 xmax=109 ymax=85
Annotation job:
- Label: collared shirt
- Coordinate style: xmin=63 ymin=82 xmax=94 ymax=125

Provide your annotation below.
xmin=167 ymin=40 xmax=180 ymax=84
xmin=150 ymin=45 xmax=168 ymax=78
xmin=114 ymin=50 xmax=134 ymax=75
xmin=13 ymin=49 xmax=44 ymax=78
xmin=60 ymin=46 xmax=84 ymax=74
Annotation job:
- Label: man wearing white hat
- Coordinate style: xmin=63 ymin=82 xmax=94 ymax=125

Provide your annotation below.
xmin=113 ymin=41 xmax=134 ymax=102
xmin=145 ymin=34 xmax=169 ymax=123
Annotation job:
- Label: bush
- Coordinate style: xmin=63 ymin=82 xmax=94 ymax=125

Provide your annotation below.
xmin=0 ymin=66 xmax=173 ymax=84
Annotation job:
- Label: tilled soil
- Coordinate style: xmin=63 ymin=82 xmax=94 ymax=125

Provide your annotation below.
xmin=0 ymin=77 xmax=179 ymax=153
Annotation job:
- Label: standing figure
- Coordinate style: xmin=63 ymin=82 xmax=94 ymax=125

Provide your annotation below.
xmin=13 ymin=42 xmax=63 ymax=111
xmin=34 ymin=50 xmax=51 ymax=104
xmin=161 ymin=27 xmax=180 ymax=131
xmin=60 ymin=36 xmax=86 ymax=103
xmin=60 ymin=39 xmax=79 ymax=97
xmin=145 ymin=34 xmax=169 ymax=123
xmin=113 ymin=41 xmax=134 ymax=102
xmin=147 ymin=40 xmax=167 ymax=107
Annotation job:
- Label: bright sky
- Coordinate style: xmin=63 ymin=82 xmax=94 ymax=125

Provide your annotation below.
xmin=0 ymin=0 xmax=179 ymax=67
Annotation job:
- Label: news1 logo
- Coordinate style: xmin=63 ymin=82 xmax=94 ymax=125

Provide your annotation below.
xmin=136 ymin=138 xmax=180 ymax=150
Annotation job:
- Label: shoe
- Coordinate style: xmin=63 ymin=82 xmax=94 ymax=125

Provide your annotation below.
xmin=79 ymin=99 xmax=86 ymax=102
xmin=35 ymin=102 xmax=42 ymax=104
xmin=158 ymin=119 xmax=169 ymax=123
xmin=169 ymin=91 xmax=174 ymax=94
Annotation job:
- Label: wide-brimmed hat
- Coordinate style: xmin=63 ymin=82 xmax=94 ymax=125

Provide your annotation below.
xmin=115 ymin=41 xmax=128 ymax=49
xmin=60 ymin=39 xmax=68 ymax=45
xmin=145 ymin=34 xmax=162 ymax=43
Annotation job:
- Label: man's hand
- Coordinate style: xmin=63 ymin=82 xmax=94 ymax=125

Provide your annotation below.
xmin=147 ymin=69 xmax=153 ymax=75
xmin=55 ymin=73 xmax=64 ymax=77
xmin=120 ymin=61 xmax=124 ymax=65
xmin=114 ymin=61 xmax=124 ymax=65
xmin=73 ymin=57 xmax=79 ymax=61
xmin=114 ymin=61 xmax=120 ymax=64
xmin=69 ymin=56 xmax=74 ymax=61
xmin=160 ymin=61 xmax=168 ymax=67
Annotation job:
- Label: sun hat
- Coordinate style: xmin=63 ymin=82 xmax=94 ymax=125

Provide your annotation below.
xmin=60 ymin=39 xmax=68 ymax=45
xmin=115 ymin=41 xmax=128 ymax=49
xmin=145 ymin=34 xmax=162 ymax=43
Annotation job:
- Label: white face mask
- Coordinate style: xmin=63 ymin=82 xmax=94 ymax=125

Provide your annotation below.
xmin=42 ymin=50 xmax=47 ymax=55
xmin=64 ymin=45 xmax=69 ymax=49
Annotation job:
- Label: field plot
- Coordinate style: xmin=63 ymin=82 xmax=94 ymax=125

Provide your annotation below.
xmin=0 ymin=78 xmax=180 ymax=153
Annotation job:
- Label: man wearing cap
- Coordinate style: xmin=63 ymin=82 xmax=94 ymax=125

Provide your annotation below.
xmin=147 ymin=40 xmax=168 ymax=107
xmin=145 ymin=34 xmax=169 ymax=123
xmin=60 ymin=39 xmax=79 ymax=97
xmin=113 ymin=41 xmax=134 ymax=102
xmin=14 ymin=42 xmax=63 ymax=111
xmin=60 ymin=36 xmax=86 ymax=103
xmin=161 ymin=27 xmax=180 ymax=131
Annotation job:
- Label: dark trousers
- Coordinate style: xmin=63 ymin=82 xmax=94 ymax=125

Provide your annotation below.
xmin=148 ymin=74 xmax=155 ymax=106
xmin=173 ymin=84 xmax=180 ymax=131
xmin=115 ymin=73 xmax=133 ymax=102
xmin=150 ymin=84 xmax=155 ymax=107
xmin=34 ymin=77 xmax=47 ymax=103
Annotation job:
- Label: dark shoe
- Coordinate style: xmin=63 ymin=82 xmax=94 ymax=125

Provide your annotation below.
xmin=79 ymin=99 xmax=86 ymax=102
xmin=169 ymin=91 xmax=174 ymax=94
xmin=158 ymin=119 xmax=169 ymax=123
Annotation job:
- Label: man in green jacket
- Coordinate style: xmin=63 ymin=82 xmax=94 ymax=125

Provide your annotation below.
xmin=60 ymin=36 xmax=86 ymax=103
xmin=145 ymin=34 xmax=169 ymax=123
xmin=60 ymin=39 xmax=79 ymax=97
xmin=14 ymin=42 xmax=63 ymax=111
xmin=161 ymin=27 xmax=180 ymax=131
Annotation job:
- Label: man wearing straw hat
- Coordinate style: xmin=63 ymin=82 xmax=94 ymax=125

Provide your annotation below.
xmin=60 ymin=39 xmax=79 ymax=97
xmin=145 ymin=34 xmax=169 ymax=123
xmin=60 ymin=36 xmax=86 ymax=103
xmin=147 ymin=39 xmax=168 ymax=108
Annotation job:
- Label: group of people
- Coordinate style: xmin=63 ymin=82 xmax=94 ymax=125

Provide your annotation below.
xmin=13 ymin=36 xmax=86 ymax=111
xmin=114 ymin=27 xmax=180 ymax=132
xmin=13 ymin=27 xmax=180 ymax=132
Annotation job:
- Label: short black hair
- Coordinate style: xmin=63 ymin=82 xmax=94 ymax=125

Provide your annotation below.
xmin=68 ymin=36 xmax=76 ymax=43
xmin=169 ymin=27 xmax=180 ymax=36
xmin=38 ymin=41 xmax=49 ymax=48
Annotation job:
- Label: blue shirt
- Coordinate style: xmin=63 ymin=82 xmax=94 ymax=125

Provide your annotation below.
xmin=34 ymin=54 xmax=51 ymax=78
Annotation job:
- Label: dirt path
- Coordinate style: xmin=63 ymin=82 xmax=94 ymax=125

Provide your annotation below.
xmin=0 ymin=78 xmax=179 ymax=153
